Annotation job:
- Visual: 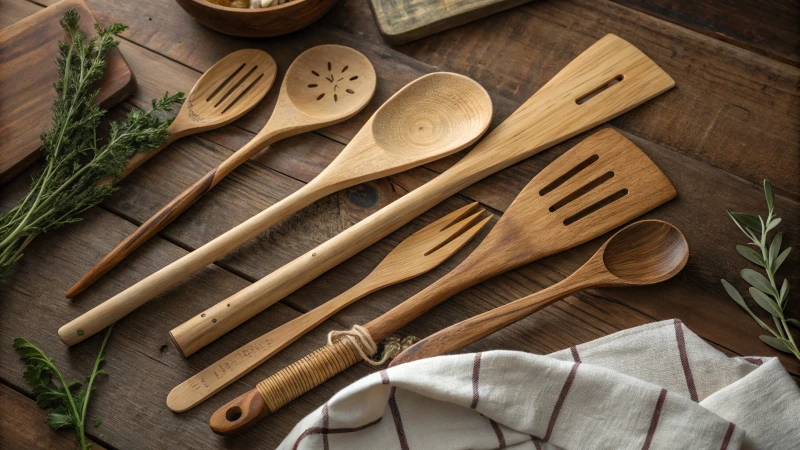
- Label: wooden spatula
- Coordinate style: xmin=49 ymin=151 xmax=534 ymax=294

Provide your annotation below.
xmin=167 ymin=203 xmax=491 ymax=413
xmin=209 ymin=127 xmax=677 ymax=434
xmin=170 ymin=34 xmax=676 ymax=359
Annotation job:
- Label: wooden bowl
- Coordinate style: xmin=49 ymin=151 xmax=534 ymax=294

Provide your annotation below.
xmin=174 ymin=0 xmax=340 ymax=38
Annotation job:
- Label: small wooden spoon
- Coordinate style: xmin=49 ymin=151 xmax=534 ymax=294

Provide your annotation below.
xmin=59 ymin=70 xmax=491 ymax=346
xmin=114 ymin=49 xmax=276 ymax=183
xmin=66 ymin=45 xmax=375 ymax=298
xmin=390 ymin=220 xmax=689 ymax=366
xmin=169 ymin=203 xmax=491 ymax=413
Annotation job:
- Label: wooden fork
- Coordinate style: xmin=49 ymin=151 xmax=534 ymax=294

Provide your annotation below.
xmin=166 ymin=202 xmax=491 ymax=412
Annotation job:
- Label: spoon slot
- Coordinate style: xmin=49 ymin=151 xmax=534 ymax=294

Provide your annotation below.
xmin=207 ymin=63 xmax=246 ymax=102
xmin=221 ymin=73 xmax=265 ymax=114
xmin=215 ymin=65 xmax=258 ymax=108
xmin=539 ymin=154 xmax=599 ymax=196
xmin=549 ymin=171 xmax=615 ymax=212
xmin=575 ymin=74 xmax=624 ymax=105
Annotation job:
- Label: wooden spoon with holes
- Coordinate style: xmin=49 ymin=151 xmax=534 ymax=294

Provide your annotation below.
xmin=390 ymin=220 xmax=689 ymax=366
xmin=66 ymin=45 xmax=375 ymax=298
xmin=167 ymin=202 xmax=491 ymax=413
xmin=59 ymin=69 xmax=491 ymax=346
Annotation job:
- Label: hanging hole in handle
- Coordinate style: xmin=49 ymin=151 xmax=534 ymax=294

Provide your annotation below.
xmin=226 ymin=406 xmax=242 ymax=422
xmin=575 ymin=75 xmax=624 ymax=105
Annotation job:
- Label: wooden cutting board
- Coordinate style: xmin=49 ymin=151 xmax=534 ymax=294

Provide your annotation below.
xmin=368 ymin=0 xmax=533 ymax=45
xmin=0 ymin=0 xmax=135 ymax=184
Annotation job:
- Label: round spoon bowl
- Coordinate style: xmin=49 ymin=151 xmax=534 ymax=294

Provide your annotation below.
xmin=285 ymin=45 xmax=376 ymax=121
xmin=371 ymin=73 xmax=492 ymax=157
xmin=603 ymin=220 xmax=688 ymax=284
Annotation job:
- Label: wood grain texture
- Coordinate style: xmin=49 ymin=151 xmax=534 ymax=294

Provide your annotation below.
xmin=0 ymin=384 xmax=106 ymax=450
xmin=613 ymin=0 xmax=800 ymax=67
xmin=0 ymin=0 xmax=134 ymax=183
xmin=391 ymin=220 xmax=689 ymax=364
xmin=368 ymin=0 xmax=532 ymax=44
xmin=175 ymin=0 xmax=340 ymax=37
xmin=1 ymin=0 xmax=798 ymax=448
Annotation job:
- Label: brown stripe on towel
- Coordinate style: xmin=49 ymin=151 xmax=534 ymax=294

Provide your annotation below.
xmin=380 ymin=369 xmax=390 ymax=385
xmin=471 ymin=353 xmax=482 ymax=409
xmin=641 ymin=389 xmax=668 ymax=450
xmin=720 ymin=422 xmax=736 ymax=450
xmin=322 ymin=403 xmax=330 ymax=450
xmin=291 ymin=417 xmax=383 ymax=450
xmin=489 ymin=418 xmax=506 ymax=448
xmin=544 ymin=362 xmax=581 ymax=442
xmin=744 ymin=357 xmax=763 ymax=366
xmin=531 ymin=436 xmax=543 ymax=450
xmin=388 ymin=386 xmax=410 ymax=450
xmin=570 ymin=346 xmax=581 ymax=363
xmin=673 ymin=319 xmax=699 ymax=402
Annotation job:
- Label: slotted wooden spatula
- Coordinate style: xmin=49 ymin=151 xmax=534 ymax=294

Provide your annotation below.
xmin=209 ymin=128 xmax=677 ymax=434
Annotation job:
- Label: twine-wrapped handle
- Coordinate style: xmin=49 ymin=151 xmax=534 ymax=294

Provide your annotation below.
xmin=209 ymin=339 xmax=362 ymax=435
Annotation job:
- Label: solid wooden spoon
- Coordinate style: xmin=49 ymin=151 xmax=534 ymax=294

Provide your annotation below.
xmin=167 ymin=203 xmax=491 ymax=413
xmin=66 ymin=45 xmax=374 ymax=298
xmin=59 ymin=71 xmax=491 ymax=346
xmin=111 ymin=49 xmax=276 ymax=184
xmin=390 ymin=220 xmax=689 ymax=365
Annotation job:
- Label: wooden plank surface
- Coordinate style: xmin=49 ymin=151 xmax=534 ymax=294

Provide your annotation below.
xmin=2 ymin=0 xmax=798 ymax=449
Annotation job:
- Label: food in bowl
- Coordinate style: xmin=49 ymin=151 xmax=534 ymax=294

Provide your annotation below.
xmin=204 ymin=0 xmax=293 ymax=7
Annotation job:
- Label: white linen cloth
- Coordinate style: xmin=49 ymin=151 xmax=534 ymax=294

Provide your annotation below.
xmin=279 ymin=319 xmax=800 ymax=449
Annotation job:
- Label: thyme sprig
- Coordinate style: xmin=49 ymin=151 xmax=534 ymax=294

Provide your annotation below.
xmin=0 ymin=9 xmax=183 ymax=276
xmin=13 ymin=326 xmax=114 ymax=450
xmin=721 ymin=180 xmax=798 ymax=360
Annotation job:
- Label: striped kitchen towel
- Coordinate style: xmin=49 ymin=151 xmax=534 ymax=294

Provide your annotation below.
xmin=279 ymin=319 xmax=799 ymax=449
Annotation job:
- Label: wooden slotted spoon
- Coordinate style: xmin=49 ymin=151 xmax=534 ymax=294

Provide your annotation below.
xmin=167 ymin=202 xmax=491 ymax=413
xmin=391 ymin=220 xmax=689 ymax=365
xmin=110 ymin=49 xmax=276 ymax=184
xmin=209 ymin=128 xmax=677 ymax=434
xmin=59 ymin=71 xmax=492 ymax=345
xmin=67 ymin=45 xmax=375 ymax=298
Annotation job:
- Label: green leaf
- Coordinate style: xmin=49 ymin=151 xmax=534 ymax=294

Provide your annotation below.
xmin=45 ymin=412 xmax=74 ymax=431
xmin=788 ymin=318 xmax=800 ymax=329
xmin=728 ymin=211 xmax=762 ymax=232
xmin=774 ymin=247 xmax=791 ymax=272
xmin=93 ymin=418 xmax=102 ymax=427
xmin=749 ymin=287 xmax=782 ymax=317
xmin=741 ymin=268 xmax=774 ymax=295
xmin=736 ymin=245 xmax=764 ymax=267
xmin=759 ymin=335 xmax=793 ymax=353
xmin=764 ymin=180 xmax=774 ymax=211
xmin=779 ymin=279 xmax=789 ymax=304
xmin=768 ymin=232 xmax=782 ymax=264
xmin=766 ymin=217 xmax=782 ymax=232
xmin=721 ymin=279 xmax=746 ymax=308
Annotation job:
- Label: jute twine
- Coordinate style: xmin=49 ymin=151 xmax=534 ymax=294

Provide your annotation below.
xmin=255 ymin=326 xmax=418 ymax=413
xmin=328 ymin=325 xmax=419 ymax=366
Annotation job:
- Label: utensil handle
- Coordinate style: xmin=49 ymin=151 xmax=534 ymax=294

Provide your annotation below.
xmin=67 ymin=168 xmax=219 ymax=298
xmin=58 ymin=180 xmax=324 ymax=346
xmin=167 ymin=283 xmax=370 ymax=412
xmin=391 ymin=278 xmax=585 ymax=366
xmin=209 ymin=339 xmax=362 ymax=435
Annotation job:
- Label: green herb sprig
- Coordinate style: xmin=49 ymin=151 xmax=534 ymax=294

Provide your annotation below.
xmin=721 ymin=180 xmax=798 ymax=360
xmin=13 ymin=326 xmax=114 ymax=450
xmin=0 ymin=9 xmax=184 ymax=276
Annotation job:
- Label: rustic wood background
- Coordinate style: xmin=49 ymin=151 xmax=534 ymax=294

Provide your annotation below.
xmin=1 ymin=0 xmax=798 ymax=449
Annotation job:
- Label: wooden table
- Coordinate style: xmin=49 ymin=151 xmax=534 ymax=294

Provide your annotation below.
xmin=1 ymin=0 xmax=798 ymax=448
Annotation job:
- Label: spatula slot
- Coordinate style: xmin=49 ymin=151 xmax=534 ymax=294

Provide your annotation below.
xmin=575 ymin=75 xmax=624 ymax=105
xmin=539 ymin=154 xmax=599 ymax=196
xmin=207 ymin=63 xmax=246 ymax=102
xmin=549 ymin=172 xmax=615 ymax=212
xmin=563 ymin=188 xmax=628 ymax=226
